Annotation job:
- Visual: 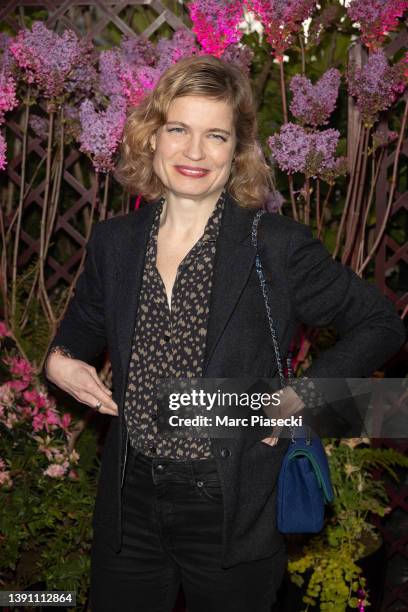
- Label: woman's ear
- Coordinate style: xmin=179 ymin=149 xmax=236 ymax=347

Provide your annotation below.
xmin=149 ymin=133 xmax=156 ymax=152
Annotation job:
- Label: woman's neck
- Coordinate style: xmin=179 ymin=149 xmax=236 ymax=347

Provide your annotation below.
xmin=159 ymin=189 xmax=223 ymax=240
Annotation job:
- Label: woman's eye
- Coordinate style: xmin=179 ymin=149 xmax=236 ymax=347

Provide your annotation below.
xmin=166 ymin=127 xmax=226 ymax=142
xmin=211 ymin=134 xmax=227 ymax=142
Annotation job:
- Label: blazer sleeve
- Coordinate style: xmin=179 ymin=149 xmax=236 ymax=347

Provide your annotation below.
xmin=44 ymin=223 xmax=107 ymax=369
xmin=287 ymin=223 xmax=406 ymax=379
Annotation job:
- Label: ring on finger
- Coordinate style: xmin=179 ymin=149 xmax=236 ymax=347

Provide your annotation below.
xmin=94 ymin=400 xmax=103 ymax=411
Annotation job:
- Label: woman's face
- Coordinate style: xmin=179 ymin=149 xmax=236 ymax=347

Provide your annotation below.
xmin=150 ymin=95 xmax=237 ymax=201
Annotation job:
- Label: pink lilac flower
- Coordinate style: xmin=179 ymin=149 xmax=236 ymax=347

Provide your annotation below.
xmin=100 ymin=30 xmax=198 ymax=107
xmin=0 ymin=131 xmax=6 ymax=171
xmin=289 ymin=68 xmax=341 ymax=127
xmin=156 ymin=29 xmax=199 ymax=71
xmin=347 ymin=49 xmax=406 ymax=126
xmin=68 ymin=469 xmax=79 ymax=479
xmin=7 ymin=356 xmax=34 ymax=381
xmin=220 ymin=43 xmax=254 ymax=74
xmin=65 ymin=62 xmax=98 ymax=96
xmin=121 ymin=35 xmax=158 ymax=66
xmin=248 ymin=0 xmax=316 ymax=60
xmin=118 ymin=30 xmax=198 ymax=105
xmin=60 ymin=412 xmax=72 ymax=430
xmin=32 ymin=407 xmax=61 ymax=433
xmin=78 ymin=97 xmax=127 ymax=172
xmin=8 ymin=379 xmax=30 ymax=392
xmin=23 ymin=388 xmax=47 ymax=409
xmin=119 ymin=65 xmax=162 ymax=106
xmin=10 ymin=21 xmax=93 ymax=99
xmin=188 ymin=0 xmax=246 ymax=57
xmin=43 ymin=463 xmax=67 ymax=478
xmin=347 ymin=0 xmax=408 ymax=50
xmin=99 ymin=50 xmax=123 ymax=99
xmin=268 ymin=123 xmax=311 ymax=173
xmin=99 ymin=36 xmax=157 ymax=100
xmin=0 ymin=321 xmax=11 ymax=337
xmin=0 ymin=72 xmax=18 ymax=123
xmin=0 ymin=469 xmax=12 ymax=488
xmin=268 ymin=122 xmax=342 ymax=178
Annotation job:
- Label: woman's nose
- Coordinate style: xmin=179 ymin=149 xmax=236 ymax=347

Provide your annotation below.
xmin=183 ymin=136 xmax=205 ymax=159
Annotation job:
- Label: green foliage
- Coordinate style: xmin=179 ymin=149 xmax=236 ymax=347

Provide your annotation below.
xmin=0 ymin=344 xmax=99 ymax=609
xmin=288 ymin=439 xmax=408 ymax=610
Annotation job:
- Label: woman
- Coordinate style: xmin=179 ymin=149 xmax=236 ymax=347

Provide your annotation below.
xmin=44 ymin=55 xmax=405 ymax=611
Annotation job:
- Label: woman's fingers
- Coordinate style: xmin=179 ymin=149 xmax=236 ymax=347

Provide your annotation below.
xmin=78 ymin=389 xmax=118 ymax=416
xmin=86 ymin=366 xmax=114 ymax=397
xmin=261 ymin=436 xmax=279 ymax=446
xmin=45 ymin=354 xmax=118 ymax=415
xmin=74 ymin=368 xmax=118 ymax=415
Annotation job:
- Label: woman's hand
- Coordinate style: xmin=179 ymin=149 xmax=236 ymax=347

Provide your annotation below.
xmin=261 ymin=386 xmax=304 ymax=447
xmin=45 ymin=353 xmax=118 ymax=416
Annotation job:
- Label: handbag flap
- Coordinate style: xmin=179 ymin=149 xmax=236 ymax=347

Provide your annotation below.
xmin=282 ymin=437 xmax=334 ymax=503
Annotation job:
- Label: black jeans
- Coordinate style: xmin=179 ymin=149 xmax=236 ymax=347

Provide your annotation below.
xmin=90 ymin=446 xmax=286 ymax=612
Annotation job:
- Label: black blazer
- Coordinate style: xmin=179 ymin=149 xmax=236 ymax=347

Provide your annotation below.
xmin=46 ymin=191 xmax=405 ymax=568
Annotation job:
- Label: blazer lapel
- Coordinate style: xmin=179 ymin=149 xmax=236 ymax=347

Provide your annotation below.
xmin=112 ymin=192 xmax=257 ymax=378
xmin=202 ymin=193 xmax=257 ymax=375
xmin=113 ymin=201 xmax=159 ymax=375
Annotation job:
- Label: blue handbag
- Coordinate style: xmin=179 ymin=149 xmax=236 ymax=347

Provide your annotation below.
xmin=251 ymin=209 xmax=334 ymax=533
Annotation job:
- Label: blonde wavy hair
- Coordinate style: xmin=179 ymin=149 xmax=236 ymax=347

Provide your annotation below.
xmin=114 ymin=54 xmax=273 ymax=209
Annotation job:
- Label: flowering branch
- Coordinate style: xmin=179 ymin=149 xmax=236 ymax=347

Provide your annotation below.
xmin=358 ymin=96 xmax=408 ymax=275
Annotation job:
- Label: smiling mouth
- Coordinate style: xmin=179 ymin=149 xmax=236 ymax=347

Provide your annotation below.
xmin=175 ymin=166 xmax=210 ymax=177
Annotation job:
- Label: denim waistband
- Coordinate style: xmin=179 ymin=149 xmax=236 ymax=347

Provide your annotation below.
xmin=129 ymin=444 xmax=219 ymax=479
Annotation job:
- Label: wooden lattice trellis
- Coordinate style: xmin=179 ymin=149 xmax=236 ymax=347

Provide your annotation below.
xmin=0 ymin=4 xmax=407 ymax=611
xmin=1 ymin=1 xmax=191 ymax=297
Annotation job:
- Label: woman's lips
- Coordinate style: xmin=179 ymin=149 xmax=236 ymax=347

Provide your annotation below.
xmin=175 ymin=166 xmax=210 ymax=178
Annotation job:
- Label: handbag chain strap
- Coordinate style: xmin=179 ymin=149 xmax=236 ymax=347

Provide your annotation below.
xmin=251 ymin=209 xmax=296 ymax=442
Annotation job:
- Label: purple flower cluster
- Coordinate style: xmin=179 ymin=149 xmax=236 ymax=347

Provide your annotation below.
xmin=0 ymin=131 xmax=6 ymax=170
xmin=268 ymin=122 xmax=344 ymax=180
xmin=0 ymin=72 xmax=18 ymax=123
xmin=0 ymin=38 xmax=19 ymax=171
xmin=188 ymin=0 xmax=246 ymax=57
xmin=78 ymin=97 xmax=127 ymax=173
xmin=264 ymin=189 xmax=285 ymax=212
xmin=156 ymin=28 xmax=199 ymax=71
xmin=220 ymin=43 xmax=254 ymax=74
xmin=9 ymin=21 xmax=93 ymax=99
xmin=347 ymin=0 xmax=408 ymax=49
xmin=99 ymin=30 xmax=198 ymax=106
xmin=249 ymin=0 xmax=316 ymax=60
xmin=289 ymin=68 xmax=341 ymax=127
xmin=347 ymin=50 xmax=406 ymax=126
xmin=99 ymin=35 xmax=157 ymax=100
xmin=65 ymin=62 xmax=98 ymax=97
